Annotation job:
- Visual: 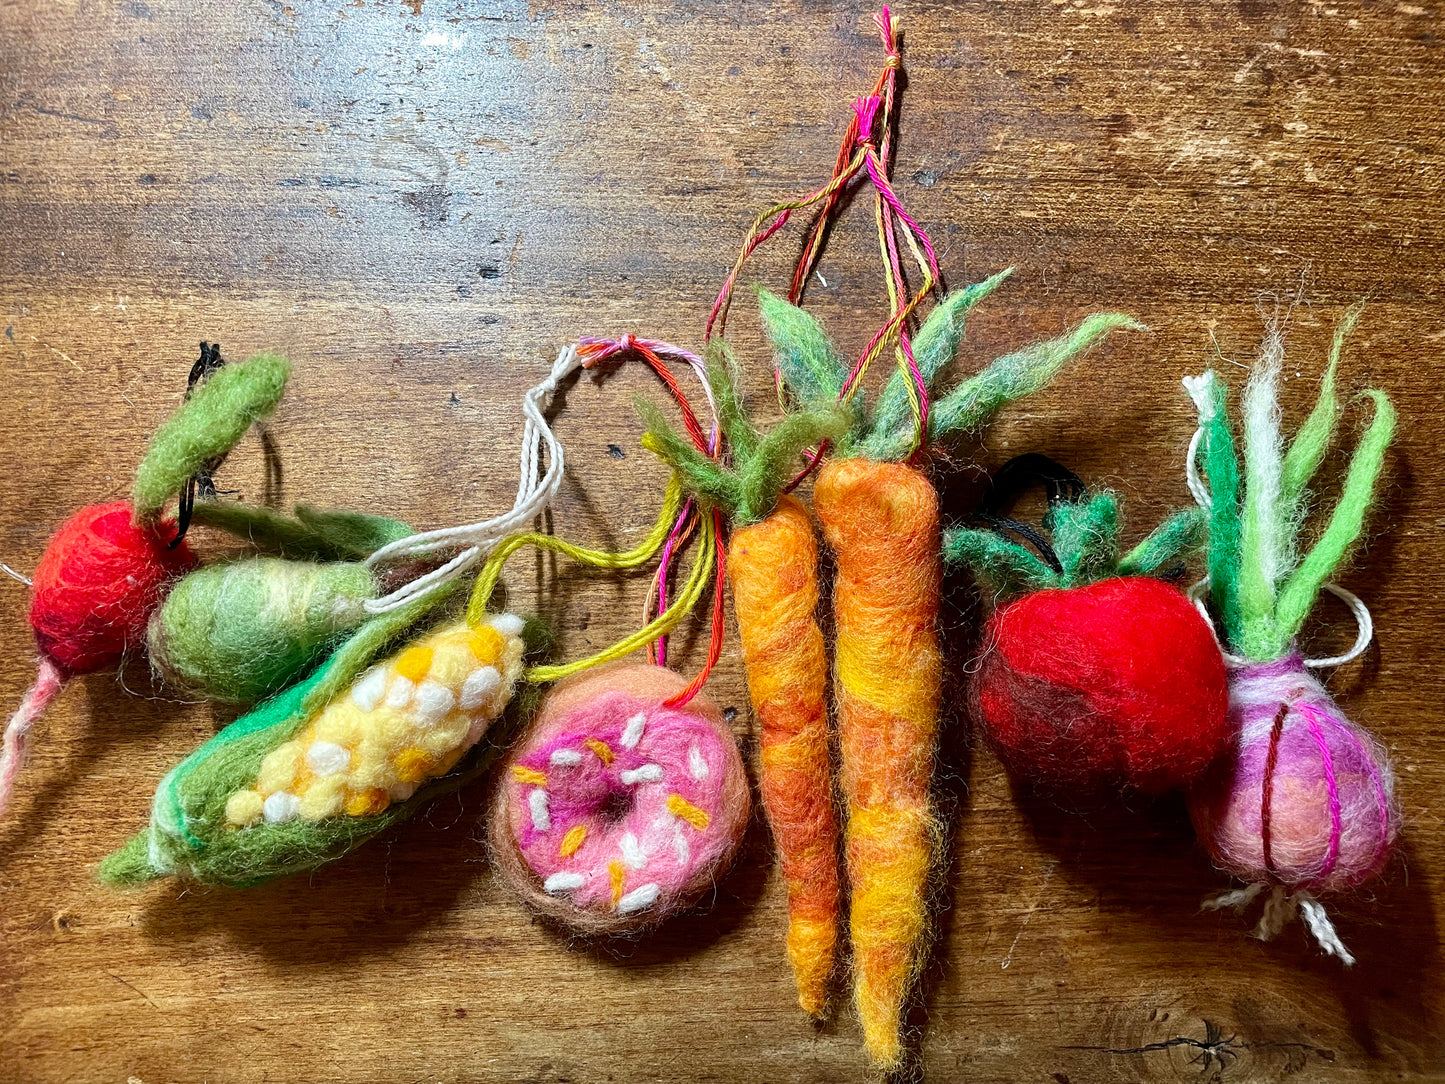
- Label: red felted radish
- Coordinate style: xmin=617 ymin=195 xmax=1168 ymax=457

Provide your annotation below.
xmin=944 ymin=455 xmax=1228 ymax=798
xmin=0 ymin=345 xmax=290 ymax=820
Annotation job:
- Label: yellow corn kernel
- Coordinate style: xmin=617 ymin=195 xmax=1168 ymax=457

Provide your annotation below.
xmin=312 ymin=702 xmax=368 ymax=747
xmin=416 ymin=717 xmax=470 ymax=759
xmin=345 ymin=787 xmax=390 ymax=817
xmin=468 ymin=626 xmax=504 ymax=664
xmin=257 ymin=743 xmax=303 ymax=795
xmin=426 ymin=639 xmax=475 ymax=687
xmin=394 ymin=646 xmax=434 ymax=683
xmin=394 ymin=747 xmax=434 ymax=784
xmin=225 ymin=789 xmax=264 ymax=827
xmin=298 ymin=774 xmax=347 ymax=820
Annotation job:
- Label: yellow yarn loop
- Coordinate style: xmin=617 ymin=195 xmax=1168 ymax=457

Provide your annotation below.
xmin=466 ymin=475 xmax=716 ymax=684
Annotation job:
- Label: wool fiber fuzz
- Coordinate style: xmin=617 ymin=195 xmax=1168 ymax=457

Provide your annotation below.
xmin=1184 ymin=304 xmax=1399 ymax=962
xmin=0 ymin=502 xmax=195 ymax=819
xmin=815 ymin=459 xmax=942 ymax=1069
xmin=730 ymin=494 xmax=839 ymax=1016
xmin=30 ymin=502 xmax=196 ymax=674
xmin=974 ymin=576 xmax=1228 ymax=795
xmin=490 ymin=663 xmax=750 ymax=935
xmin=638 ymin=341 xmax=847 ymax=1012
xmin=101 ymin=612 xmax=526 ymax=886
xmin=946 ymin=474 xmax=1228 ymax=798
xmin=132 ymin=353 xmax=291 ymax=522
xmin=1191 ymin=654 xmax=1395 ymax=895
xmin=149 ymin=557 xmax=378 ymax=705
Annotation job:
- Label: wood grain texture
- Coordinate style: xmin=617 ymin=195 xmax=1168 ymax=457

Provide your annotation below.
xmin=1 ymin=1 xmax=1442 ymax=1081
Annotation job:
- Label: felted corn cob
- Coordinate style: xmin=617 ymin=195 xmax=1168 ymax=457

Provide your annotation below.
xmin=224 ymin=614 xmax=526 ymax=827
xmin=100 ymin=611 xmax=527 ymax=886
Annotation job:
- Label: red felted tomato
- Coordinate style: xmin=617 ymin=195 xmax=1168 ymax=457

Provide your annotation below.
xmin=944 ymin=457 xmax=1229 ymax=798
xmin=972 ymin=575 xmax=1228 ymax=794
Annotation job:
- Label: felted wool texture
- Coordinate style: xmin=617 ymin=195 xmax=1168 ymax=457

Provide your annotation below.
xmin=730 ymin=493 xmax=840 ymax=1017
xmin=814 ymin=458 xmax=943 ymax=1070
xmin=100 ymin=612 xmax=526 ymax=887
xmin=489 ymin=662 xmax=750 ymax=936
xmin=29 ymin=501 xmax=197 ymax=674
xmin=189 ymin=501 xmax=413 ymax=563
xmin=1190 ymin=654 xmax=1397 ymax=893
xmin=148 ymin=557 xmax=378 ymax=705
xmin=132 ymin=354 xmax=291 ymax=521
xmin=972 ymin=576 xmax=1230 ymax=796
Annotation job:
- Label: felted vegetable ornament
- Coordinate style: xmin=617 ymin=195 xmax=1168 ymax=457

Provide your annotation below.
xmin=101 ymin=601 xmax=533 ymax=885
xmin=699 ymin=12 xmax=1140 ymax=1064
xmin=1183 ymin=305 xmax=1398 ymax=964
xmin=943 ymin=454 xmax=1229 ymax=797
xmin=146 ymin=502 xmax=414 ymax=705
xmin=490 ymin=661 xmax=750 ymax=935
xmin=0 ymin=347 xmax=290 ymax=820
xmin=145 ymin=337 xmax=622 ymax=708
xmin=638 ymin=348 xmax=850 ymax=1013
xmin=103 ymin=338 xmax=736 ymax=889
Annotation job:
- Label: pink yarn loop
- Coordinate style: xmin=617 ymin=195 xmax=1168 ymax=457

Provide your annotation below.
xmin=1297 ymin=701 xmax=1344 ymax=882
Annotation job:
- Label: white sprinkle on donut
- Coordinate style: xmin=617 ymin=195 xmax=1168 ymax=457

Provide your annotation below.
xmin=619 ymin=763 xmax=663 ymax=785
xmin=544 ymin=872 xmax=586 ymax=894
xmin=529 ymin=788 xmax=551 ymax=831
xmin=620 ymin=832 xmax=647 ymax=869
xmin=550 ymin=749 xmax=582 ymax=767
xmin=616 ymin=883 xmax=661 ymax=914
xmin=620 ymin=711 xmax=647 ymax=749
xmin=687 ymin=744 xmax=708 ymax=781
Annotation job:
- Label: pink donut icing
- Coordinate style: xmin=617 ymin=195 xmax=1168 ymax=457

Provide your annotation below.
xmin=493 ymin=667 xmax=749 ymax=931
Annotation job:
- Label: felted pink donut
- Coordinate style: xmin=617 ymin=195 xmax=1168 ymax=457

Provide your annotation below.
xmin=490 ymin=663 xmax=750 ymax=934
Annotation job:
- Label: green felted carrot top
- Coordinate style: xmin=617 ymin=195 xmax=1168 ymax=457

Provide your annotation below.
xmin=757 ymin=272 xmax=1143 ymax=464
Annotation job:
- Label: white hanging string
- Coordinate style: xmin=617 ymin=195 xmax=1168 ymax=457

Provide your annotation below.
xmin=1183 ymin=390 xmax=1374 ymax=670
xmin=1203 ymin=884 xmax=1355 ymax=965
xmin=363 ymin=345 xmax=582 ymax=614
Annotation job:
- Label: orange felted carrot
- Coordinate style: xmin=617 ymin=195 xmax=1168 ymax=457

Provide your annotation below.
xmin=760 ymin=290 xmax=1139 ymax=1066
xmin=639 ymin=346 xmax=852 ymax=1017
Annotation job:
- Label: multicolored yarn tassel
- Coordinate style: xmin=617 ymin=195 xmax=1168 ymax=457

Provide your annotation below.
xmin=944 ymin=456 xmax=1228 ymax=797
xmin=1184 ymin=302 xmax=1399 ymax=964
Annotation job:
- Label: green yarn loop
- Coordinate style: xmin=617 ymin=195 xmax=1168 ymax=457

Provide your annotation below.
xmin=132 ymin=354 xmax=292 ymax=521
xmin=1186 ymin=305 xmax=1397 ymax=660
xmin=149 ymin=558 xmax=379 ymax=705
xmin=943 ymin=490 xmax=1205 ymax=599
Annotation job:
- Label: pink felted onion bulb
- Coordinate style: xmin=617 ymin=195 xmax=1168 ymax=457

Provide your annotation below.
xmin=1190 ymin=655 xmax=1397 ymax=895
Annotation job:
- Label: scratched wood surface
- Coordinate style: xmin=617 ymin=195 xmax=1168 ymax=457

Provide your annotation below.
xmin=1 ymin=1 xmax=1443 ymax=1081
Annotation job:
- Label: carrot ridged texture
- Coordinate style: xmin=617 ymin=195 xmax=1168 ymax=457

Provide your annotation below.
xmin=729 ymin=493 xmax=840 ymax=1018
xmin=814 ymin=458 xmax=942 ymax=1068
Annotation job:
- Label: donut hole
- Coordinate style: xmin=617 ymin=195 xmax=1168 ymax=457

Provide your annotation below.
xmin=597 ymin=787 xmax=633 ymax=827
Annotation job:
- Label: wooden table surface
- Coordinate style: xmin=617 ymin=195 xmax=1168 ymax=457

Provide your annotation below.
xmin=2 ymin=1 xmax=1443 ymax=1081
